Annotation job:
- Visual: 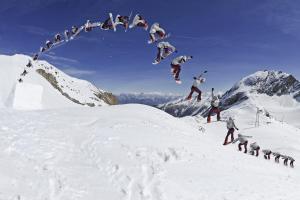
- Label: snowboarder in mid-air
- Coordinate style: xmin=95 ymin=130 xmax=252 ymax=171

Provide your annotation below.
xmin=54 ymin=33 xmax=62 ymax=43
xmin=45 ymin=40 xmax=53 ymax=49
xmin=249 ymin=142 xmax=260 ymax=156
xmin=100 ymin=17 xmax=115 ymax=30
xmin=84 ymin=20 xmax=93 ymax=32
xmin=115 ymin=15 xmax=130 ymax=30
xmin=186 ymin=75 xmax=205 ymax=101
xmin=33 ymin=54 xmax=38 ymax=61
xmin=262 ymin=149 xmax=272 ymax=159
xmin=232 ymin=134 xmax=252 ymax=153
xmin=71 ymin=26 xmax=79 ymax=35
xmin=170 ymin=55 xmax=193 ymax=84
xmin=148 ymin=23 xmax=167 ymax=44
xmin=207 ymin=88 xmax=221 ymax=123
xmin=129 ymin=14 xmax=148 ymax=30
xmin=223 ymin=117 xmax=239 ymax=145
xmin=153 ymin=41 xmax=176 ymax=65
xmin=26 ymin=60 xmax=32 ymax=68
xmin=21 ymin=69 xmax=28 ymax=76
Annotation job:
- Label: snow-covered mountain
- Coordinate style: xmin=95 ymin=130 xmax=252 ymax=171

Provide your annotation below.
xmin=0 ymin=54 xmax=117 ymax=110
xmin=158 ymin=70 xmax=300 ymax=119
xmin=117 ymin=92 xmax=182 ymax=106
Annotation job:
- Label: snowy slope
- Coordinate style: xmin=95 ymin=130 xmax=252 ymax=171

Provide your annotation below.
xmin=0 ymin=104 xmax=299 ymax=200
xmin=0 ymin=54 xmax=116 ymax=110
xmin=117 ymin=92 xmax=182 ymax=106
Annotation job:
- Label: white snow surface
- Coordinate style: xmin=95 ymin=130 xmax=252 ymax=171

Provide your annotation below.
xmin=0 ymin=103 xmax=299 ymax=200
xmin=0 ymin=54 xmax=108 ymax=109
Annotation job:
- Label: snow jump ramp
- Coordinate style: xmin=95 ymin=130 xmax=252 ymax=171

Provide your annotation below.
xmin=13 ymin=83 xmax=43 ymax=110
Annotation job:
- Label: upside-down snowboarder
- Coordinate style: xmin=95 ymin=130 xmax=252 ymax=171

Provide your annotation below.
xmin=207 ymin=88 xmax=221 ymax=123
xmin=170 ymin=55 xmax=193 ymax=84
xmin=153 ymin=41 xmax=176 ymax=65
xmin=115 ymin=15 xmax=130 ymax=30
xmin=262 ymin=149 xmax=272 ymax=159
xmin=129 ymin=14 xmax=148 ymax=30
xmin=186 ymin=75 xmax=205 ymax=101
xmin=249 ymin=142 xmax=260 ymax=156
xmin=148 ymin=23 xmax=167 ymax=44
xmin=100 ymin=17 xmax=115 ymax=30
xmin=232 ymin=134 xmax=252 ymax=153
xmin=223 ymin=117 xmax=239 ymax=145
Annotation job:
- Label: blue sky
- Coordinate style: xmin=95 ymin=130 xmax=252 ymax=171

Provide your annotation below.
xmin=1 ymin=0 xmax=300 ymax=94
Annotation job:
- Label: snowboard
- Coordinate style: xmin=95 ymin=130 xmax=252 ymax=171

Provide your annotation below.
xmin=109 ymin=13 xmax=117 ymax=32
xmin=148 ymin=33 xmax=171 ymax=44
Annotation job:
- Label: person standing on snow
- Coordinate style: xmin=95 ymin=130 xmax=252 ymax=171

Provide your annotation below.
xmin=153 ymin=41 xmax=176 ymax=65
xmin=288 ymin=156 xmax=295 ymax=168
xmin=207 ymin=88 xmax=221 ymax=123
xmin=232 ymin=134 xmax=252 ymax=153
xmin=186 ymin=76 xmax=205 ymax=101
xmin=148 ymin=23 xmax=166 ymax=44
xmin=262 ymin=149 xmax=272 ymax=159
xmin=129 ymin=14 xmax=148 ymax=30
xmin=272 ymin=152 xmax=281 ymax=163
xmin=223 ymin=117 xmax=239 ymax=145
xmin=249 ymin=142 xmax=260 ymax=156
xmin=170 ymin=55 xmax=193 ymax=84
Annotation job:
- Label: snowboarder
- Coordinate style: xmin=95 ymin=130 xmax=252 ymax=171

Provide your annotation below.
xmin=153 ymin=41 xmax=177 ymax=65
xmin=170 ymin=55 xmax=193 ymax=84
xmin=186 ymin=76 xmax=205 ymax=101
xmin=288 ymin=157 xmax=295 ymax=168
xmin=273 ymin=152 xmax=281 ymax=163
xmin=40 ymin=46 xmax=46 ymax=53
xmin=232 ymin=134 xmax=252 ymax=153
xmin=115 ymin=15 xmax=130 ymax=29
xmin=18 ymin=78 xmax=23 ymax=83
xmin=71 ymin=25 xmax=79 ymax=35
xmin=207 ymin=88 xmax=221 ymax=123
xmin=249 ymin=142 xmax=260 ymax=156
xmin=26 ymin=60 xmax=32 ymax=68
xmin=148 ymin=23 xmax=167 ymax=44
xmin=262 ymin=149 xmax=272 ymax=159
xmin=20 ymin=69 xmax=28 ymax=76
xmin=100 ymin=17 xmax=115 ymax=30
xmin=223 ymin=117 xmax=239 ymax=145
xmin=64 ymin=29 xmax=70 ymax=40
xmin=54 ymin=33 xmax=62 ymax=43
xmin=33 ymin=54 xmax=38 ymax=61
xmin=45 ymin=40 xmax=53 ymax=49
xmin=84 ymin=20 xmax=93 ymax=32
xmin=281 ymin=155 xmax=289 ymax=166
xmin=129 ymin=14 xmax=148 ymax=30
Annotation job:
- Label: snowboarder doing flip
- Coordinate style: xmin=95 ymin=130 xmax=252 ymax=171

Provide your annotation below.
xmin=223 ymin=117 xmax=238 ymax=145
xmin=54 ymin=33 xmax=62 ymax=43
xmin=262 ymin=149 xmax=272 ymax=159
xmin=148 ymin=23 xmax=167 ymax=44
xmin=129 ymin=14 xmax=148 ymax=30
xmin=45 ymin=40 xmax=53 ymax=49
xmin=100 ymin=17 xmax=115 ymax=30
xmin=71 ymin=26 xmax=79 ymax=35
xmin=207 ymin=88 xmax=221 ymax=123
xmin=115 ymin=15 xmax=130 ymax=30
xmin=84 ymin=20 xmax=93 ymax=32
xmin=186 ymin=75 xmax=205 ymax=101
xmin=249 ymin=142 xmax=260 ymax=156
xmin=170 ymin=55 xmax=193 ymax=84
xmin=153 ymin=41 xmax=176 ymax=65
xmin=232 ymin=134 xmax=252 ymax=153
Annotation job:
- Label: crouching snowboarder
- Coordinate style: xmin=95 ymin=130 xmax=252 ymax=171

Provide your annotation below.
xmin=129 ymin=14 xmax=148 ymax=30
xmin=148 ymin=23 xmax=167 ymax=44
xmin=186 ymin=75 xmax=205 ymax=101
xmin=232 ymin=134 xmax=252 ymax=153
xmin=262 ymin=149 xmax=272 ymax=159
xmin=170 ymin=55 xmax=193 ymax=84
xmin=100 ymin=17 xmax=115 ymax=30
xmin=207 ymin=88 xmax=221 ymax=123
xmin=249 ymin=142 xmax=260 ymax=156
xmin=272 ymin=152 xmax=281 ymax=163
xmin=153 ymin=41 xmax=177 ymax=65
xmin=223 ymin=117 xmax=238 ymax=145
xmin=26 ymin=60 xmax=32 ymax=68
xmin=288 ymin=157 xmax=295 ymax=168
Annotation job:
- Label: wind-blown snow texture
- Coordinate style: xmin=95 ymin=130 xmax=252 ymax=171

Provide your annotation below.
xmin=158 ymin=70 xmax=300 ymax=118
xmin=0 ymin=54 xmax=114 ymax=109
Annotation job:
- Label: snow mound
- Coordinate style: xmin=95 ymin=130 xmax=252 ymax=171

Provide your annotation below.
xmin=0 ymin=54 xmax=116 ymax=110
xmin=0 ymin=104 xmax=299 ymax=200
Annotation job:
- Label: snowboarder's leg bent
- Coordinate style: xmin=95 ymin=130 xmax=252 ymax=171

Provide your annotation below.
xmin=223 ymin=128 xmax=234 ymax=145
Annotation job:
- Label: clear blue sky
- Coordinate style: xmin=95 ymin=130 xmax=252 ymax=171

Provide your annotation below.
xmin=1 ymin=0 xmax=300 ymax=94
